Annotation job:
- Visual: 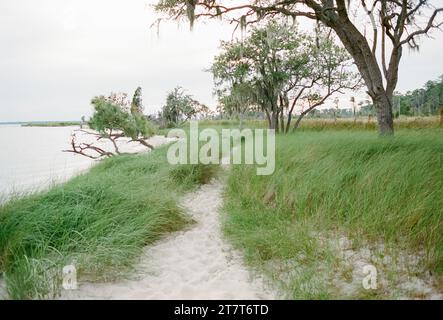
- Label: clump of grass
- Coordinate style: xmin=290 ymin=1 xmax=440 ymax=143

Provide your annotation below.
xmin=170 ymin=164 xmax=219 ymax=188
xmin=224 ymin=129 xmax=443 ymax=299
xmin=0 ymin=146 xmax=218 ymax=299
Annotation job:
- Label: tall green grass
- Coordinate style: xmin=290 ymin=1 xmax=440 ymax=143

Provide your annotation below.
xmin=224 ymin=129 xmax=443 ymax=298
xmin=0 ymin=146 xmax=218 ymax=299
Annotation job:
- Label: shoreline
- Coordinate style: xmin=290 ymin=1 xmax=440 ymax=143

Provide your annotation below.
xmin=0 ymin=134 xmax=193 ymax=299
xmin=0 ymin=134 xmax=176 ymax=205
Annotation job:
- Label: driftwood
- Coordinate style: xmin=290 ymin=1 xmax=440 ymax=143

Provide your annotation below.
xmin=129 ymin=138 xmax=154 ymax=150
xmin=63 ymin=129 xmax=154 ymax=160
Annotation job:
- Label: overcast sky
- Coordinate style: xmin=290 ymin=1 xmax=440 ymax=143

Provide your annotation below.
xmin=1 ymin=0 xmax=442 ymax=122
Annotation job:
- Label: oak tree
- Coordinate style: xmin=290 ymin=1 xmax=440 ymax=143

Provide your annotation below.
xmin=155 ymin=0 xmax=443 ymax=135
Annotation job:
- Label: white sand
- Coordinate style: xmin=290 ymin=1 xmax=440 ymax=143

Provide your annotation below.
xmin=328 ymin=236 xmax=443 ymax=299
xmin=60 ymin=176 xmax=275 ymax=300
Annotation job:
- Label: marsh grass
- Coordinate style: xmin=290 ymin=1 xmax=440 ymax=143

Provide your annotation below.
xmin=198 ymin=116 xmax=442 ymax=131
xmin=223 ymin=129 xmax=443 ymax=298
xmin=21 ymin=121 xmax=82 ymax=127
xmin=0 ymin=145 xmax=218 ymax=299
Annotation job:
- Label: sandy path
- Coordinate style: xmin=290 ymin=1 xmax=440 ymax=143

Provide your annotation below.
xmin=61 ymin=176 xmax=274 ymax=300
xmin=1 ymin=139 xmax=274 ymax=300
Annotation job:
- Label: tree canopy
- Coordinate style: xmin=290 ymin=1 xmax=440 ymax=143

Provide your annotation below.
xmin=131 ymin=86 xmax=144 ymax=115
xmin=66 ymin=91 xmax=155 ymax=159
xmin=162 ymin=86 xmax=209 ymax=126
xmin=211 ymin=21 xmax=359 ymax=132
xmin=155 ymin=0 xmax=443 ymax=135
xmin=89 ymin=93 xmax=154 ymax=140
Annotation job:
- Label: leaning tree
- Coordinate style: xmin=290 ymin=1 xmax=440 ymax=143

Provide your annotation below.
xmin=154 ymin=0 xmax=443 ymax=135
xmin=65 ymin=92 xmax=155 ymax=159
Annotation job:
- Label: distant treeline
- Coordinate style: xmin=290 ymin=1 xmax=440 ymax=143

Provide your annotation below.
xmin=319 ymin=75 xmax=443 ymax=119
xmin=21 ymin=121 xmax=82 ymax=127
xmin=393 ymin=75 xmax=443 ymax=116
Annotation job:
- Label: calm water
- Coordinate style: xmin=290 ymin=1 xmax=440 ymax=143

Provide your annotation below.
xmin=0 ymin=125 xmax=94 ymax=202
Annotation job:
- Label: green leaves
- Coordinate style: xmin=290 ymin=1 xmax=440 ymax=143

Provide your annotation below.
xmin=211 ymin=21 xmax=317 ymax=115
xmin=162 ymin=86 xmax=207 ymax=125
xmin=89 ymin=92 xmax=154 ymax=140
xmin=211 ymin=20 xmax=359 ymax=131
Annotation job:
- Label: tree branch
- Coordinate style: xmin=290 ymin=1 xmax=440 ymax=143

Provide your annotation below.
xmin=400 ymin=8 xmax=443 ymax=47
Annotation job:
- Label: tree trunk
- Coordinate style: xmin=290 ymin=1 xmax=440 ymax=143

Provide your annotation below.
xmin=353 ymin=104 xmax=356 ymax=123
xmin=279 ymin=94 xmax=286 ymax=133
xmin=239 ymin=111 xmax=244 ymax=130
xmin=280 ymin=108 xmax=285 ymax=133
xmin=264 ymin=108 xmax=271 ymax=129
xmin=285 ymin=94 xmax=299 ymax=133
xmin=275 ymin=110 xmax=279 ymax=133
xmin=292 ymin=112 xmax=307 ymax=131
xmin=374 ymin=92 xmax=394 ymax=135
xmin=269 ymin=110 xmax=279 ymax=132
xmin=322 ymin=16 xmax=396 ymax=135
xmin=285 ymin=112 xmax=292 ymax=134
xmin=270 ymin=111 xmax=279 ymax=132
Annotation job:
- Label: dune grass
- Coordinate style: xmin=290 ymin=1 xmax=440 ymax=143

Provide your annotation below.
xmin=2 ymin=120 xmax=441 ymax=299
xmin=223 ymin=129 xmax=443 ymax=298
xmin=0 ymin=145 xmax=218 ymax=299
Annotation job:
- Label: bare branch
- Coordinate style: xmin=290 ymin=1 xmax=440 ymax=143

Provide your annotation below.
xmin=400 ymin=8 xmax=443 ymax=47
xmin=64 ymin=130 xmax=155 ymax=160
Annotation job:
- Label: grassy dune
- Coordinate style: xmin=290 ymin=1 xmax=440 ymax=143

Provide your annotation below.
xmin=224 ymin=129 xmax=443 ymax=298
xmin=1 ymin=120 xmax=442 ymax=299
xmin=0 ymin=146 xmax=217 ymax=299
